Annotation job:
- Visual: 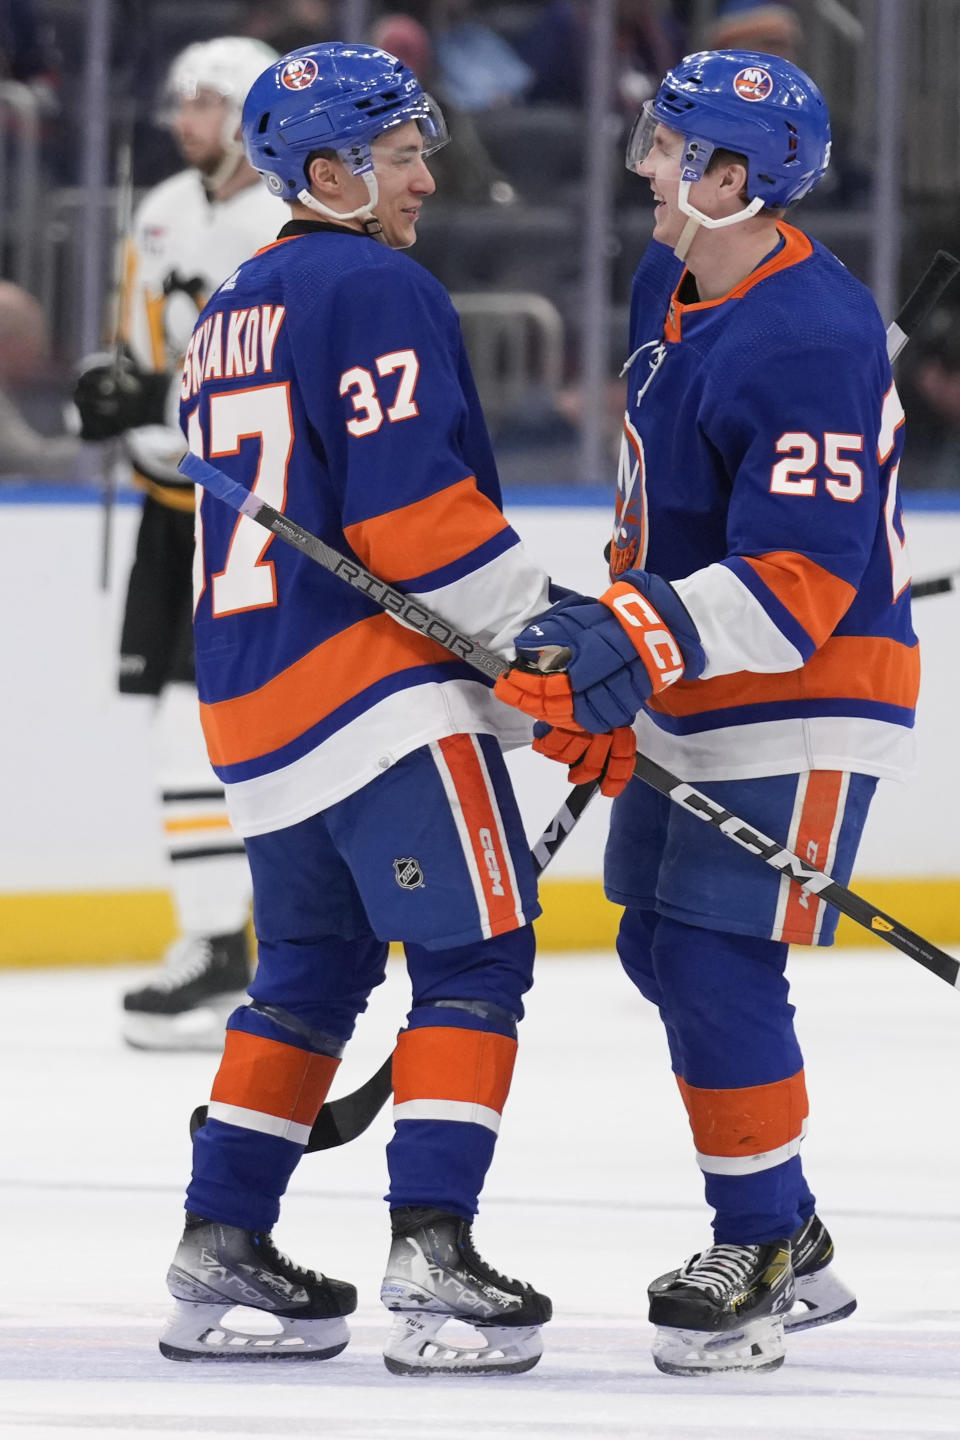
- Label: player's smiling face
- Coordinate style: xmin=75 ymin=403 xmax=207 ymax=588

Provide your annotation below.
xmin=637 ymin=121 xmax=690 ymax=246
xmin=369 ymin=121 xmax=436 ymax=250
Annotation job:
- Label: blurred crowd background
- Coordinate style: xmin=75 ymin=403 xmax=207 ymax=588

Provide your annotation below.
xmin=1 ymin=0 xmax=959 ymax=493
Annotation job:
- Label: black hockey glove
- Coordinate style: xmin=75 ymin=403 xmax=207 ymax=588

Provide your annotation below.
xmin=73 ymin=352 xmax=170 ymax=441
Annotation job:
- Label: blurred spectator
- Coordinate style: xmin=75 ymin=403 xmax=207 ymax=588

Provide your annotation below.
xmin=425 ymin=0 xmax=533 ymax=112
xmin=704 ymin=1 xmax=803 ymax=63
xmin=897 ymin=308 xmax=960 ymax=492
xmin=703 ymin=0 xmax=868 ymax=207
xmin=515 ymin=1 xmax=685 ymax=113
xmin=0 ymin=280 xmax=81 ymax=480
xmin=240 ymin=0 xmax=335 ymax=53
xmin=369 ymin=12 xmax=518 ymax=205
xmin=0 ymin=0 xmax=58 ymax=85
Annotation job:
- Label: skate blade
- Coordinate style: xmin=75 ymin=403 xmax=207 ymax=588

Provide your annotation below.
xmin=652 ymin=1313 xmax=786 ymax=1376
xmin=383 ymin=1312 xmax=544 ymax=1376
xmin=785 ymin=1267 xmax=857 ymax=1333
xmin=122 ymin=996 xmax=244 ymax=1052
xmin=159 ymin=1299 xmax=349 ymax=1361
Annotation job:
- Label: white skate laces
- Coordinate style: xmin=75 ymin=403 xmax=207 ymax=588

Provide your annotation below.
xmin=673 ymin=1243 xmax=765 ymax=1302
xmin=147 ymin=935 xmax=215 ymax=991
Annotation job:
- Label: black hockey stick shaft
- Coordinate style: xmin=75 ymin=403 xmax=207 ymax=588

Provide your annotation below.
xmin=912 ymin=570 xmax=960 ymax=600
xmin=182 ymin=451 xmax=959 ymax=989
xmin=887 ymin=250 xmax=960 ymax=362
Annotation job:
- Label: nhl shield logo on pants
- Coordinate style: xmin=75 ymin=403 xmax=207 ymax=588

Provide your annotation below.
xmin=393 ymin=857 xmax=424 ymax=890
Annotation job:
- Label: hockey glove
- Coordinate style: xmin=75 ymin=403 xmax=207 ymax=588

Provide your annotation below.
xmin=532 ymin=720 xmax=636 ymax=798
xmin=499 ymin=571 xmax=705 ymax=733
xmin=73 ymin=352 xmax=170 ymax=441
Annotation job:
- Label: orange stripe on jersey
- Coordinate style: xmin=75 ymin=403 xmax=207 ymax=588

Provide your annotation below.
xmin=393 ymin=1025 xmax=517 ymax=1113
xmin=211 ymin=1030 xmax=340 ymax=1126
xmin=741 ymin=551 xmax=857 ymax=650
xmin=437 ymin=733 xmax=524 ymax=936
xmin=676 ymin=1070 xmax=808 ymax=1159
xmin=342 ymin=477 xmax=510 ymax=585
xmin=650 ymin=634 xmax=920 ymax=718
xmin=778 ymin=771 xmax=845 ymax=944
xmin=200 ymin=611 xmax=452 ymax=767
xmin=664 ymin=224 xmax=813 ymax=343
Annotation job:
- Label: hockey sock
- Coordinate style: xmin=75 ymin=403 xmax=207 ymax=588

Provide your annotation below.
xmin=386 ymin=1000 xmax=518 ymax=1218
xmin=186 ymin=1005 xmax=345 ymax=1231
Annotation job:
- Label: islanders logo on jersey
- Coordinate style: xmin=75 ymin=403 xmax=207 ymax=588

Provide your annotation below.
xmin=281 ymin=56 xmax=319 ymax=90
xmin=733 ymin=66 xmax=773 ymax=102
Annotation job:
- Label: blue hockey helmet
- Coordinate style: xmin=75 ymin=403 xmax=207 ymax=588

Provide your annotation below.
xmin=241 ymin=42 xmax=448 ymax=220
xmin=626 ymin=49 xmax=831 ymax=211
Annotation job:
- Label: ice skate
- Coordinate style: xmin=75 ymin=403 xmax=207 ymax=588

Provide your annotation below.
xmin=648 ymin=1239 xmax=794 ymax=1376
xmin=160 ymin=1213 xmax=356 ymax=1361
xmin=785 ymin=1213 xmax=856 ymax=1332
xmin=380 ymin=1207 xmax=552 ymax=1376
xmin=121 ymin=929 xmax=251 ymax=1051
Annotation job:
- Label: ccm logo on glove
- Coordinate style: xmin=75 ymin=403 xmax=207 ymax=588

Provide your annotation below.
xmin=601 ymin=582 xmax=684 ymax=692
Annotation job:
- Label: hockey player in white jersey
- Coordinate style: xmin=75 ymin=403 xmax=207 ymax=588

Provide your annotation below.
xmin=74 ymin=37 xmax=285 ymax=1049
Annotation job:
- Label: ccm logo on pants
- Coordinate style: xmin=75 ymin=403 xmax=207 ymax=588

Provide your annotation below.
xmin=478 ymin=827 xmax=505 ymax=896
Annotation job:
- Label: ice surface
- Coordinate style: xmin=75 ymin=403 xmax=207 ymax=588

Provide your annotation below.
xmin=2 ymin=946 xmax=959 ymax=1439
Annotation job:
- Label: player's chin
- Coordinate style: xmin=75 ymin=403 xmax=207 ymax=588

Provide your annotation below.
xmin=390 ymin=216 xmax=420 ymax=250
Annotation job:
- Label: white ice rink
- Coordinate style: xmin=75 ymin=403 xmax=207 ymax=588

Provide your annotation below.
xmin=3 ymin=946 xmax=959 ymax=1439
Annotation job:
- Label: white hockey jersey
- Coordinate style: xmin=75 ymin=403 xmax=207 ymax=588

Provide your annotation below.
xmin=120 ymin=168 xmax=285 ymax=495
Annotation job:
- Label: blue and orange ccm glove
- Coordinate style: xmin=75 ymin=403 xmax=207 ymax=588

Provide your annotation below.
xmin=493 ymin=571 xmax=705 ymax=734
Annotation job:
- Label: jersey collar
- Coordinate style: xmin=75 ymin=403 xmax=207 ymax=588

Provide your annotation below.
xmin=664 ymin=222 xmax=813 ymax=343
xmin=254 ymin=218 xmax=377 ymax=256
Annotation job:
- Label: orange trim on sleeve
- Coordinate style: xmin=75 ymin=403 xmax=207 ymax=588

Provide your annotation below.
xmin=665 ymin=223 xmax=814 ymax=343
xmin=211 ymin=1030 xmax=340 ymax=1126
xmin=650 ymin=634 xmax=920 ymax=718
xmin=676 ymin=1069 xmax=808 ymax=1158
xmin=199 ymin=611 xmax=453 ymax=767
xmin=742 ymin=551 xmax=857 ymax=650
xmin=342 ymin=477 xmax=510 ymax=585
xmin=393 ymin=1025 xmax=517 ymax=1113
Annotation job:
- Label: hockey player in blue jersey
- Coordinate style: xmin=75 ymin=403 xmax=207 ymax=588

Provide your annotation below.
xmin=509 ymin=51 xmax=920 ymax=1375
xmin=160 ymin=40 xmax=644 ymax=1377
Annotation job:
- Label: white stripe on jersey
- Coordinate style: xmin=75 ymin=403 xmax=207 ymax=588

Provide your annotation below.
xmin=673 ymin=561 xmax=805 ymax=678
xmin=221 ymin=678 xmax=533 ymax=837
xmin=634 ymin=709 xmax=915 ymax=786
xmin=410 ymin=539 xmax=552 ymax=659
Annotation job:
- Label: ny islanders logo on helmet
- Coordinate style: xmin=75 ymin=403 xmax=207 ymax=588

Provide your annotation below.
xmin=733 ymin=65 xmax=773 ymax=102
xmin=281 ymin=56 xmax=318 ymax=90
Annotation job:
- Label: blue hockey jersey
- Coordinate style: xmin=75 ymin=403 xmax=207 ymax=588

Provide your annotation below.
xmin=610 ymin=222 xmax=918 ymax=782
xmin=180 ymin=222 xmax=549 ymax=836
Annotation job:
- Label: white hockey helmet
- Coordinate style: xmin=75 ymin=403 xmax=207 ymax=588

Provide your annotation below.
xmin=161 ymin=36 xmax=280 ymax=186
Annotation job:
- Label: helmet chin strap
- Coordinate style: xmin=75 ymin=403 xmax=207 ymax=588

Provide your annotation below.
xmin=672 ymin=179 xmax=766 ymax=262
xmin=296 ymin=171 xmax=384 ymax=238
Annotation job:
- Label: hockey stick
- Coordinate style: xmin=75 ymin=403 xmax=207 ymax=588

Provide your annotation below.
xmin=183 ymin=250 xmax=960 ymax=1150
xmin=912 ymin=568 xmax=960 ymax=600
xmin=182 ymin=448 xmax=960 ymax=990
